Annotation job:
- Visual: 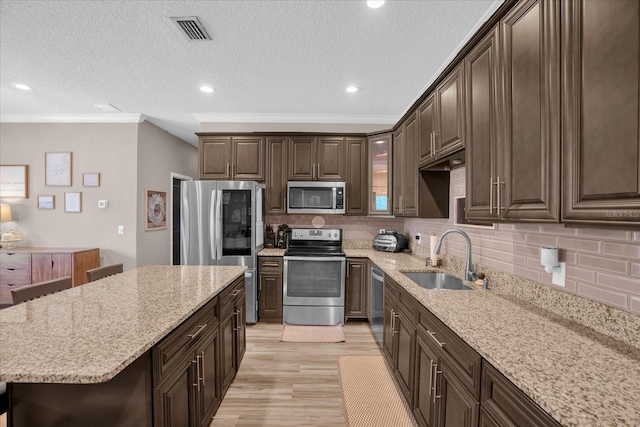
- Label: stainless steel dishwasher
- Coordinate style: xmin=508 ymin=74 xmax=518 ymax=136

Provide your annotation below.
xmin=370 ymin=263 xmax=384 ymax=346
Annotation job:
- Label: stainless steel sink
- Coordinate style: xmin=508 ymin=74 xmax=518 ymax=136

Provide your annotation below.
xmin=402 ymin=272 xmax=472 ymax=290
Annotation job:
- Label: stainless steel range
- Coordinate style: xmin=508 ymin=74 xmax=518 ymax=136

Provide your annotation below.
xmin=283 ymin=228 xmax=346 ymax=325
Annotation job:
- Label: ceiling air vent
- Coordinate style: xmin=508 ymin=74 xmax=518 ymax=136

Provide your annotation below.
xmin=171 ymin=16 xmax=211 ymax=41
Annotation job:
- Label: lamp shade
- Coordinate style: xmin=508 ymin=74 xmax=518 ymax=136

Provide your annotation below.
xmin=0 ymin=204 xmax=12 ymax=222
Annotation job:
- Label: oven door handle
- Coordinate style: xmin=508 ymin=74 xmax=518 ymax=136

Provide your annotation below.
xmin=283 ymin=256 xmax=346 ymax=262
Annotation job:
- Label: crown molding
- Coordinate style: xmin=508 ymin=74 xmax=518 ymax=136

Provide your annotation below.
xmin=193 ymin=113 xmax=399 ymax=125
xmin=0 ymin=114 xmax=147 ymax=123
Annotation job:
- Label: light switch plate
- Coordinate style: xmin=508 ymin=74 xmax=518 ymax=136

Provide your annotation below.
xmin=118 ymin=225 xmax=125 ymax=235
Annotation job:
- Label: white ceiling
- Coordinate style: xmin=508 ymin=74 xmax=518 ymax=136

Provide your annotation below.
xmin=0 ymin=0 xmax=503 ymax=145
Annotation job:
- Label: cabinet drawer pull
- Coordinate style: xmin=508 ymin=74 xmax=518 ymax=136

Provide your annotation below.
xmin=6 ymin=268 xmax=15 ymax=271
xmin=227 ymin=163 xmax=230 ymax=177
xmin=489 ymin=177 xmax=494 ymax=214
xmin=200 ymin=350 xmax=205 ymax=385
xmin=188 ymin=324 xmax=207 ymax=340
xmin=193 ymin=357 xmax=200 ymax=391
xmin=262 ymin=262 xmax=280 ymax=267
xmin=433 ymin=367 xmax=442 ymax=403
xmin=429 ymin=359 xmax=436 ymax=396
xmin=426 ymin=330 xmax=445 ymax=348
xmin=231 ymin=289 xmax=241 ymax=297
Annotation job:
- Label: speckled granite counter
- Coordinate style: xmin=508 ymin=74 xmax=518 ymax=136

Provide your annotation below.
xmin=258 ymin=248 xmax=286 ymax=256
xmin=0 ymin=265 xmax=246 ymax=384
xmin=345 ymin=249 xmax=640 ymax=427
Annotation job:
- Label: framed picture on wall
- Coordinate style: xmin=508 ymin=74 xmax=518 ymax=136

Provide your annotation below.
xmin=45 ymin=152 xmax=72 ymax=186
xmin=82 ymin=172 xmax=100 ymax=187
xmin=64 ymin=192 xmax=82 ymax=213
xmin=145 ymin=189 xmax=167 ymax=230
xmin=38 ymin=195 xmax=55 ymax=210
xmin=0 ymin=165 xmax=28 ymax=198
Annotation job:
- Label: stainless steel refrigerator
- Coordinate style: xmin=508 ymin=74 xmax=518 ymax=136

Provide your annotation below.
xmin=180 ymin=181 xmax=264 ymax=323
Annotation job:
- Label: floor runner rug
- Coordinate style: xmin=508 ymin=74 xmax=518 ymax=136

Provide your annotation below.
xmin=338 ymin=355 xmax=418 ymax=427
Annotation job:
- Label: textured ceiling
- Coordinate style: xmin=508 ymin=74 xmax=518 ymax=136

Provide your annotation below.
xmin=0 ymin=0 xmax=503 ymax=145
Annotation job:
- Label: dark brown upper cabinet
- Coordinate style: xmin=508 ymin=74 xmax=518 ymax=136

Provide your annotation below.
xmin=394 ymin=113 xmax=419 ymax=217
xmin=345 ymin=138 xmax=367 ymax=215
xmin=466 ymin=0 xmax=560 ymax=223
xmin=465 ymin=26 xmax=501 ymax=223
xmin=419 ymin=64 xmax=466 ymax=168
xmin=265 ymin=137 xmax=288 ymax=214
xmin=562 ymin=0 xmax=640 ymax=226
xmin=288 ymin=136 xmax=345 ymax=181
xmin=199 ymin=136 xmax=265 ymax=181
xmin=368 ymin=133 xmax=393 ymax=216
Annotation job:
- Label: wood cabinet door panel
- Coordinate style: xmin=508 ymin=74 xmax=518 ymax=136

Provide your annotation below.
xmin=438 ymin=361 xmax=479 ymax=427
xmin=219 ymin=315 xmax=236 ymax=394
xmin=200 ymin=137 xmax=231 ymax=179
xmin=235 ymin=296 xmax=246 ymax=368
xmin=52 ymin=253 xmax=72 ymax=280
xmin=259 ymin=274 xmax=282 ymax=319
xmin=265 ymin=138 xmax=288 ymax=214
xmin=414 ymin=332 xmax=439 ymax=427
xmin=232 ymin=137 xmax=264 ymax=181
xmin=394 ymin=313 xmax=415 ymax=403
xmin=502 ymin=0 xmax=560 ymax=221
xmin=346 ymin=138 xmax=367 ymax=215
xmin=317 ymin=137 xmax=345 ymax=180
xmin=382 ymin=300 xmax=395 ymax=363
xmin=154 ymin=355 xmax=196 ymax=427
xmin=436 ymin=64 xmax=465 ymax=158
xmin=403 ymin=114 xmax=419 ymax=217
xmin=31 ymin=253 xmax=53 ymax=283
xmin=345 ymin=260 xmax=366 ymax=318
xmin=418 ymin=95 xmax=436 ymax=164
xmin=288 ymin=137 xmax=315 ymax=180
xmin=198 ymin=330 xmax=221 ymax=427
xmin=393 ymin=127 xmax=404 ymax=216
xmin=562 ymin=0 xmax=640 ymax=225
xmin=465 ymin=27 xmax=500 ymax=222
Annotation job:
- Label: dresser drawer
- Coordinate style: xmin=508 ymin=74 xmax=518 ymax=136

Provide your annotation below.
xmin=152 ymin=297 xmax=219 ymax=387
xmin=0 ymin=252 xmax=31 ymax=269
xmin=0 ymin=267 xmax=31 ymax=286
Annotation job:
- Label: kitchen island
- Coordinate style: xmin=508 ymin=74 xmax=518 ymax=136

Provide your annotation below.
xmin=0 ymin=265 xmax=247 ymax=426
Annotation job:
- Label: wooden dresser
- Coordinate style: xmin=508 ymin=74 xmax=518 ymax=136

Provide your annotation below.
xmin=0 ymin=247 xmax=100 ymax=306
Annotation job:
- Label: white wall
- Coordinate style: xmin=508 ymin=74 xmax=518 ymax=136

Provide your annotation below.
xmin=136 ymin=120 xmax=197 ymax=267
xmin=0 ymin=121 xmax=197 ymax=270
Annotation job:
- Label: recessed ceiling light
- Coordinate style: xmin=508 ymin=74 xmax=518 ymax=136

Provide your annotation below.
xmin=15 ymin=84 xmax=32 ymax=91
xmin=367 ymin=1 xmax=385 ymax=9
xmin=200 ymin=86 xmax=214 ymax=93
xmin=346 ymin=86 xmax=359 ymax=93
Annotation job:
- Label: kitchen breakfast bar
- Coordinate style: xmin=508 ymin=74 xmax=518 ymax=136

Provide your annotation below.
xmin=0 ymin=265 xmax=247 ymax=427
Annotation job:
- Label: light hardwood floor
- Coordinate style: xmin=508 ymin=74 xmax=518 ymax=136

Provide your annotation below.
xmin=210 ymin=321 xmax=383 ymax=427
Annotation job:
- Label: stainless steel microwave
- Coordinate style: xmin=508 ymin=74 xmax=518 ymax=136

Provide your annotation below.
xmin=287 ymin=181 xmax=346 ymax=214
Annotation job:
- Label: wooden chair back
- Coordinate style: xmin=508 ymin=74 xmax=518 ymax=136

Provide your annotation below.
xmin=11 ymin=276 xmax=72 ymax=304
xmin=86 ymin=263 xmax=124 ymax=283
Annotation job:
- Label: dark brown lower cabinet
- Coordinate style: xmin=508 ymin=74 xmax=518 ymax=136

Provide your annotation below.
xmin=413 ymin=332 xmax=440 ymax=426
xmin=258 ymin=257 xmax=283 ymax=322
xmin=438 ymin=358 xmax=479 ymax=427
xmin=481 ymin=361 xmax=561 ymax=427
xmin=345 ymin=258 xmax=367 ymax=320
xmin=219 ymin=278 xmax=246 ymax=396
xmin=479 ymin=408 xmax=500 ymax=427
xmin=383 ymin=277 xmax=415 ymax=403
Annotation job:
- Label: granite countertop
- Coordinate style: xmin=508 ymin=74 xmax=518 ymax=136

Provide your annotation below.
xmin=260 ymin=247 xmax=639 ymax=426
xmin=347 ymin=249 xmax=640 ymax=427
xmin=0 ymin=265 xmax=247 ymax=384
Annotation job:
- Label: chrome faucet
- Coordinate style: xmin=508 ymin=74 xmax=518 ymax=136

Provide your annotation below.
xmin=433 ymin=228 xmax=477 ymax=282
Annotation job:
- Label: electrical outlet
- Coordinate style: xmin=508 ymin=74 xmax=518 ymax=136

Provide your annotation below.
xmin=379 ymin=229 xmax=385 ymax=234
xmin=415 ymin=233 xmax=421 ymax=243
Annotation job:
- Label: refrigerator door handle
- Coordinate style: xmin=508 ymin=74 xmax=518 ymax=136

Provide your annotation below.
xmin=216 ymin=189 xmax=223 ymax=261
xmin=209 ymin=190 xmax=217 ymax=261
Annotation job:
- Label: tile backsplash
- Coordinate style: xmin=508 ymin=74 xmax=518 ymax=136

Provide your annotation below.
xmin=267 ymin=166 xmax=640 ymax=314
